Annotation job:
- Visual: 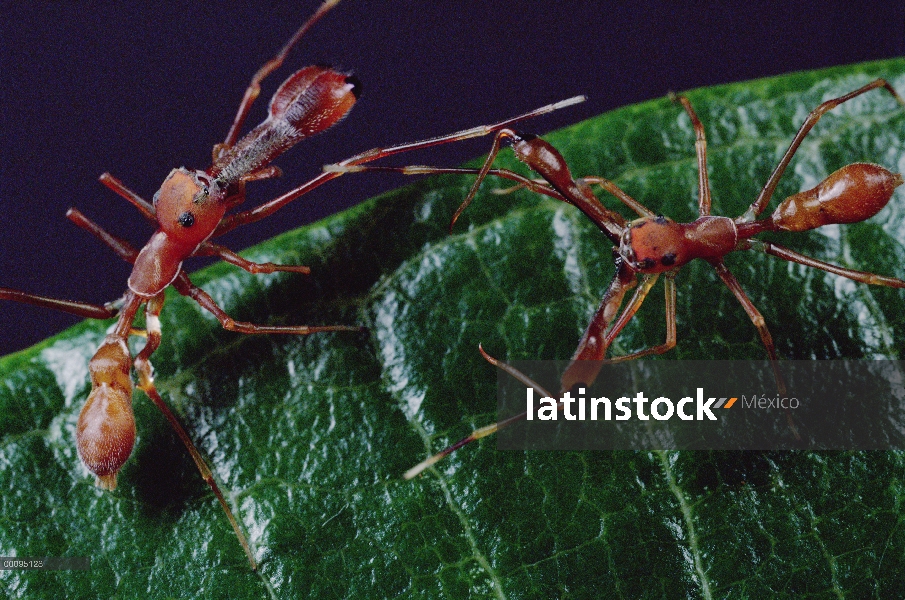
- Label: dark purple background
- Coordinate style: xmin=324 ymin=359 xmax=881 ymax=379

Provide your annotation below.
xmin=2 ymin=1 xmax=903 ymax=356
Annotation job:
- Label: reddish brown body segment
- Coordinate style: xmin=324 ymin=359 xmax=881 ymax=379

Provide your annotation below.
xmin=76 ymin=337 xmax=136 ymax=490
xmin=621 ymin=215 xmax=737 ymax=273
xmin=769 ymin=163 xmax=904 ymax=232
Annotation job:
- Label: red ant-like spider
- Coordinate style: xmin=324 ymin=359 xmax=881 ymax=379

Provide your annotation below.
xmin=0 ymin=0 xmax=581 ymax=569
xmin=331 ymin=79 xmax=905 ymax=477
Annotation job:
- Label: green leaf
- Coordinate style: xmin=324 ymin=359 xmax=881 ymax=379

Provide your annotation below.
xmin=3 ymin=60 xmax=905 ymax=598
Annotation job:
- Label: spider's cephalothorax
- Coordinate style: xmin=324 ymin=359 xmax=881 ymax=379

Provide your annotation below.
xmin=619 ymin=214 xmax=736 ymax=273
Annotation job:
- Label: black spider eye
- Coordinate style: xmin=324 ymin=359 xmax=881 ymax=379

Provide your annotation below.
xmin=178 ymin=211 xmax=195 ymax=227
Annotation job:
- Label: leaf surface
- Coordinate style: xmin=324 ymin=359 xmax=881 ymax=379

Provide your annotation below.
xmin=2 ymin=60 xmax=905 ymax=598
